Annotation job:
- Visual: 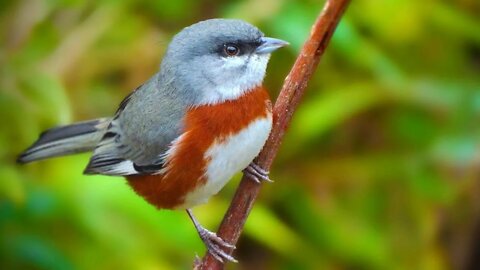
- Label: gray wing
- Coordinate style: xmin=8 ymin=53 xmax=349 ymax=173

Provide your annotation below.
xmin=84 ymin=73 xmax=189 ymax=176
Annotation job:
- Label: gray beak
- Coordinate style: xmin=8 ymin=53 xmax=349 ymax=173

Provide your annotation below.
xmin=255 ymin=37 xmax=289 ymax=54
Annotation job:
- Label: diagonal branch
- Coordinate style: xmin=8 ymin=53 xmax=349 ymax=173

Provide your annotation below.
xmin=198 ymin=0 xmax=350 ymax=268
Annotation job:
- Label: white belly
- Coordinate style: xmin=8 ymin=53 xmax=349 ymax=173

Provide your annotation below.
xmin=181 ymin=115 xmax=272 ymax=208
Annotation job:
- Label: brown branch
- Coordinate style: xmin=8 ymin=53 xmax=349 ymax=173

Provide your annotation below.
xmin=198 ymin=0 xmax=350 ymax=268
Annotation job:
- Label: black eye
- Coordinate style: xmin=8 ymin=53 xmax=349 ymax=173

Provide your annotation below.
xmin=223 ymin=43 xmax=240 ymax=56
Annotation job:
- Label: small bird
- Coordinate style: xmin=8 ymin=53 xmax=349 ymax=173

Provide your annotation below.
xmin=18 ymin=18 xmax=288 ymax=262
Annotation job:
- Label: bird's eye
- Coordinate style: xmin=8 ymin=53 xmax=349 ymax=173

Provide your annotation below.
xmin=223 ymin=44 xmax=240 ymax=56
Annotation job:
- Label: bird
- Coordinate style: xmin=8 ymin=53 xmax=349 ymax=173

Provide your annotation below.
xmin=17 ymin=18 xmax=288 ymax=263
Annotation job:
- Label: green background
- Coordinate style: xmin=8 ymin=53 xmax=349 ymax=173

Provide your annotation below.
xmin=1 ymin=0 xmax=480 ymax=269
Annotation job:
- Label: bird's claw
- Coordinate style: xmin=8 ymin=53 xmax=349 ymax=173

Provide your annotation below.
xmin=197 ymin=227 xmax=237 ymax=263
xmin=243 ymin=162 xmax=273 ymax=183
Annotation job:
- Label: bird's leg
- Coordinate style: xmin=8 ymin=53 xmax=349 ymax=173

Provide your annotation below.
xmin=243 ymin=162 xmax=273 ymax=183
xmin=186 ymin=209 xmax=237 ymax=263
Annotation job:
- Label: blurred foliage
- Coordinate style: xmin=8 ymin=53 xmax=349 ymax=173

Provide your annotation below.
xmin=1 ymin=0 xmax=480 ymax=269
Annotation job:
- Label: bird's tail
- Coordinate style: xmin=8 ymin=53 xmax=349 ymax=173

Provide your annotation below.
xmin=17 ymin=118 xmax=111 ymax=164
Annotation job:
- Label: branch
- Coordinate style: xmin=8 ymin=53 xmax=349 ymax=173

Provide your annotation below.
xmin=198 ymin=0 xmax=350 ymax=268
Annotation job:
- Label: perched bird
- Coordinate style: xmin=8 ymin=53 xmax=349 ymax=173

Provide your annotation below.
xmin=18 ymin=18 xmax=288 ymax=262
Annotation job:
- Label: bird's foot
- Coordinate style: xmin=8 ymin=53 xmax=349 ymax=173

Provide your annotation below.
xmin=187 ymin=209 xmax=237 ymax=263
xmin=197 ymin=226 xmax=237 ymax=263
xmin=243 ymin=162 xmax=273 ymax=183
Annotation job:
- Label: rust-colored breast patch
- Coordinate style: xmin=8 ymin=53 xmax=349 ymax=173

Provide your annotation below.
xmin=126 ymin=86 xmax=271 ymax=209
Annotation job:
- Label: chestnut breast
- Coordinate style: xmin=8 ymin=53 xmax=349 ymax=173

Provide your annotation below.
xmin=126 ymin=86 xmax=272 ymax=209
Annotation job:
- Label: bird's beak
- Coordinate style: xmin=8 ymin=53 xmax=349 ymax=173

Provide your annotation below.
xmin=255 ymin=37 xmax=289 ymax=54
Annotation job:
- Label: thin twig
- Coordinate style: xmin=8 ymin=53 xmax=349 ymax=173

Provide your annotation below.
xmin=198 ymin=0 xmax=350 ymax=268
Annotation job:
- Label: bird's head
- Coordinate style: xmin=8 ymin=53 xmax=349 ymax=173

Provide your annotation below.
xmin=161 ymin=19 xmax=288 ymax=105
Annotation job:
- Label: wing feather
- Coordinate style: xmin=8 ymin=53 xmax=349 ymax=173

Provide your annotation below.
xmin=83 ymin=73 xmax=186 ymax=176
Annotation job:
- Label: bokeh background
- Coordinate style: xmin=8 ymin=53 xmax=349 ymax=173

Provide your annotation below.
xmin=1 ymin=0 xmax=480 ymax=269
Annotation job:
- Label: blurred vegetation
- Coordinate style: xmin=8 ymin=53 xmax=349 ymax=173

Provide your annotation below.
xmin=1 ymin=0 xmax=480 ymax=269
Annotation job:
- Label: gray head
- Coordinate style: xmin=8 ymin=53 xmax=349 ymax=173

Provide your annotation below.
xmin=160 ymin=19 xmax=288 ymax=105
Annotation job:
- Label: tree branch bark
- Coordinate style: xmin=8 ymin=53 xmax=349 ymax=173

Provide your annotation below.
xmin=198 ymin=0 xmax=350 ymax=268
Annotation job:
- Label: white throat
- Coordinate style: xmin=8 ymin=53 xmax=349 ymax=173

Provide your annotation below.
xmin=197 ymin=53 xmax=270 ymax=105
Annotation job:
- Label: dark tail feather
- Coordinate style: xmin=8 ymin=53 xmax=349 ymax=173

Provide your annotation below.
xmin=17 ymin=118 xmax=110 ymax=164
